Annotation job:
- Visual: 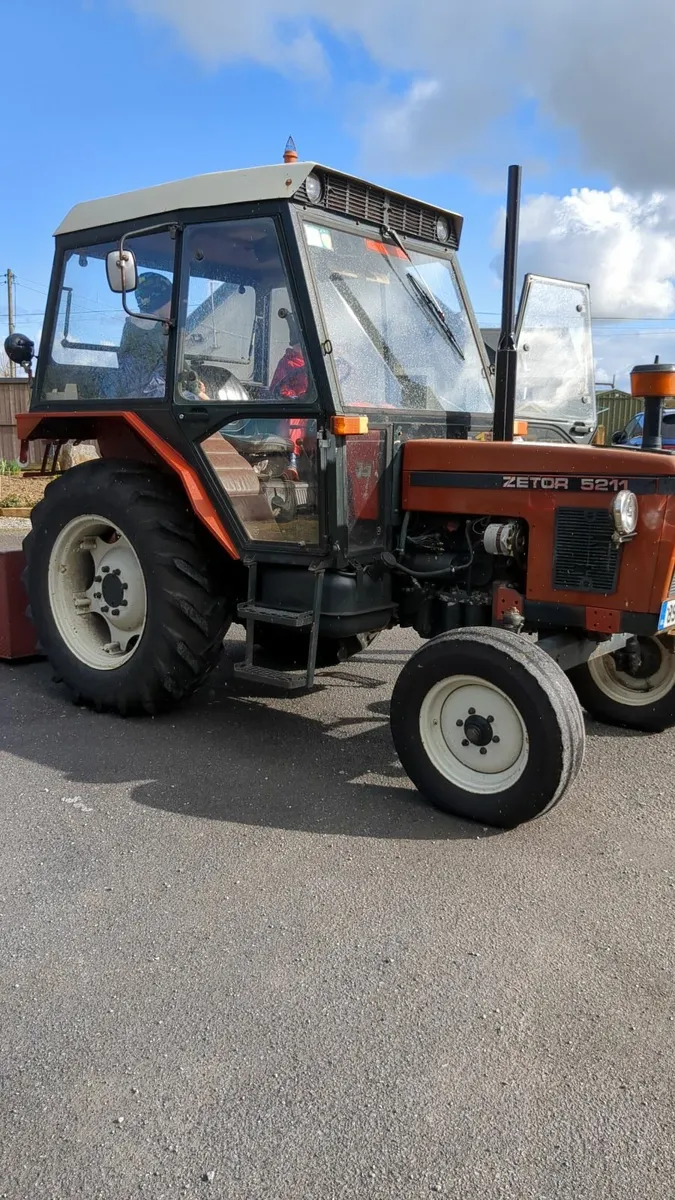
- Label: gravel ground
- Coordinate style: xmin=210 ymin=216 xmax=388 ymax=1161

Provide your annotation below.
xmin=0 ymin=623 xmax=674 ymax=1200
xmin=0 ymin=518 xmax=31 ymax=536
xmin=0 ymin=478 xmax=48 ymax=508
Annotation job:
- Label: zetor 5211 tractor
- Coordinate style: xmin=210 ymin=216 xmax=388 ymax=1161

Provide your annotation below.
xmin=6 ymin=154 xmax=675 ymax=829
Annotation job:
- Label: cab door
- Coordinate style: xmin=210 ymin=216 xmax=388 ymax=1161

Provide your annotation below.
xmin=515 ymin=274 xmax=597 ymax=443
xmin=173 ymin=214 xmax=327 ymax=556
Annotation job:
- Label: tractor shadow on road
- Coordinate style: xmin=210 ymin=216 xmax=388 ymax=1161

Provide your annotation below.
xmin=0 ymin=642 xmax=492 ymax=841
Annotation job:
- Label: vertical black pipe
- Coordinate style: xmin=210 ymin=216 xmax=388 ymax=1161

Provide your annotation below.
xmin=493 ymin=165 xmax=522 ymax=442
xmin=642 ymin=396 xmax=664 ymax=450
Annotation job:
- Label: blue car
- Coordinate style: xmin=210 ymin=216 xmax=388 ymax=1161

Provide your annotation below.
xmin=613 ymin=409 xmax=675 ymax=448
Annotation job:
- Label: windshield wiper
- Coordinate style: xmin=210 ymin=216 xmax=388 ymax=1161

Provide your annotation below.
xmin=381 ymin=225 xmax=465 ymax=362
xmin=329 ymin=272 xmax=444 ymax=410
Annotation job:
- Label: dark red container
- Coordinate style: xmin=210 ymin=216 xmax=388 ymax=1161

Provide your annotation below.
xmin=0 ymin=549 xmax=39 ymax=659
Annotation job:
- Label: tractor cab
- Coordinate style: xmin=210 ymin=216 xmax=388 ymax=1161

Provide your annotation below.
xmin=26 ymin=157 xmax=596 ymax=566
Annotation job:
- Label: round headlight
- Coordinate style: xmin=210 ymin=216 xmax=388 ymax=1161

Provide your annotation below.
xmin=611 ymin=490 xmax=638 ymax=535
xmin=436 ymin=215 xmax=450 ymax=242
xmin=304 ymin=173 xmax=322 ymax=204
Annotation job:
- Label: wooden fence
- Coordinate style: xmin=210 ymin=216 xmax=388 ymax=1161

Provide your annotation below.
xmin=595 ymin=390 xmax=643 ymax=439
xmin=0 ymin=378 xmax=44 ymax=466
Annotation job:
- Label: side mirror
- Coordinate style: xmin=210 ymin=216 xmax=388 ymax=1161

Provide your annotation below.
xmin=611 ymin=429 xmax=627 ymax=445
xmin=4 ymin=333 xmax=35 ymax=366
xmin=106 ymin=248 xmax=138 ymax=294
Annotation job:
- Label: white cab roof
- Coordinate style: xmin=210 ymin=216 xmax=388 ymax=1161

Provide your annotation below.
xmin=55 ymin=161 xmax=463 ymax=240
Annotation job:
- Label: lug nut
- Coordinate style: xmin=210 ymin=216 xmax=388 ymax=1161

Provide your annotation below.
xmin=102 ymin=566 xmax=110 ymax=573
xmin=120 ymin=600 xmax=128 ymax=607
xmin=468 ymin=707 xmax=476 ymax=716
xmin=101 ymin=606 xmax=109 ymax=613
xmin=113 ymin=568 xmax=121 ymax=576
xmin=487 ymin=716 xmax=494 ymax=723
xmin=122 ymin=582 xmax=128 ymax=591
xmin=94 ymin=592 xmax=101 ymax=599
xmin=480 ymin=747 xmax=487 ymax=756
xmin=112 ymin=609 xmax=120 ymax=617
xmin=456 ymin=719 xmax=463 ymax=727
xmin=94 ymin=575 xmax=102 ymax=583
xmin=462 ymin=739 xmax=470 ymax=747
xmin=493 ymin=736 xmax=500 ymax=744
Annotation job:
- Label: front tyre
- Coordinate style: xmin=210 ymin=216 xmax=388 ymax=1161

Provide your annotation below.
xmin=390 ymin=628 xmax=585 ymax=829
xmin=24 ymin=459 xmax=235 ymax=715
xmin=568 ymin=635 xmax=675 ymax=732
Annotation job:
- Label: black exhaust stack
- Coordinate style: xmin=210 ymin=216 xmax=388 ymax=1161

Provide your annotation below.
xmin=493 ymin=164 xmax=522 ymax=443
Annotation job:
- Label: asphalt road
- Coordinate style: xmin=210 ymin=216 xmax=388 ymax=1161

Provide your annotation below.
xmin=1 ymin=588 xmax=674 ymax=1197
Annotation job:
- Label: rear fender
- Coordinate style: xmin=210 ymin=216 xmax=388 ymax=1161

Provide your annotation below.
xmin=16 ymin=411 xmax=238 ymax=559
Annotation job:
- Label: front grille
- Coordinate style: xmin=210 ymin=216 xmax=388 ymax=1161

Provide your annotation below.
xmin=294 ymin=172 xmax=457 ymax=247
xmin=553 ymin=508 xmax=620 ymax=594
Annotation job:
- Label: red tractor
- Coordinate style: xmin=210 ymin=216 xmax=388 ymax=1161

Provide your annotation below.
xmin=5 ymin=155 xmax=675 ymax=828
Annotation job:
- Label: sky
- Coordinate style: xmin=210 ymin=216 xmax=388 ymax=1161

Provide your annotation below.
xmin=3 ymin=0 xmax=675 ymax=388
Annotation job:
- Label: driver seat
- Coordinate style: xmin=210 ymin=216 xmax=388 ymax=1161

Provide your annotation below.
xmin=201 ymin=434 xmax=276 ymax=523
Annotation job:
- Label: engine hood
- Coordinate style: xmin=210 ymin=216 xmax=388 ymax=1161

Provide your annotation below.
xmin=402 ymin=439 xmax=675 ymax=483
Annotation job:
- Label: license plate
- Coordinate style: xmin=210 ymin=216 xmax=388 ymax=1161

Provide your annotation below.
xmin=658 ymin=599 xmax=675 ymax=631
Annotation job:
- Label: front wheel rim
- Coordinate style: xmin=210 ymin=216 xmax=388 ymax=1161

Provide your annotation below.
xmin=48 ymin=514 xmax=147 ymax=671
xmin=588 ymin=638 xmax=675 ymax=706
xmin=419 ymin=674 xmax=530 ymax=794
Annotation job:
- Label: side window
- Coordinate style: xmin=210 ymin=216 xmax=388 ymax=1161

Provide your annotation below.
xmin=176 ymin=218 xmax=315 ymax=404
xmin=201 ymin=418 xmax=320 ymax=545
xmin=41 ymin=230 xmax=176 ymax=402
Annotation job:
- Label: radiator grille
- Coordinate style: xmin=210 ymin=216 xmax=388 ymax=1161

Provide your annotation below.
xmin=294 ymin=173 xmax=457 ymax=247
xmin=553 ymin=508 xmax=620 ymax=594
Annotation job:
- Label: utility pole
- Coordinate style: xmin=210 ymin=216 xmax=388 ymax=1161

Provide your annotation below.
xmin=4 ymin=268 xmax=16 ymax=377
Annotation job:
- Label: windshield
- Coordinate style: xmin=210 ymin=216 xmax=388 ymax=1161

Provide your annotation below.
xmin=304 ymin=222 xmax=493 ymax=414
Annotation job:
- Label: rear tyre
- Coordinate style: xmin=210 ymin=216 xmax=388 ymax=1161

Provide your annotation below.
xmin=568 ymin=635 xmax=675 ymax=732
xmin=390 ymin=628 xmax=585 ymax=829
xmin=23 ymin=459 xmax=235 ymax=715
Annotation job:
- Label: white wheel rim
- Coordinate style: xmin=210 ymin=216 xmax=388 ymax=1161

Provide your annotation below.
xmin=419 ymin=674 xmax=530 ymax=795
xmin=588 ymin=637 xmax=675 ymax=706
xmin=48 ymin=514 xmax=147 ymax=671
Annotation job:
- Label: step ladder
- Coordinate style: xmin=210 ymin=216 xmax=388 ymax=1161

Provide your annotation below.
xmin=234 ymin=561 xmax=325 ymax=690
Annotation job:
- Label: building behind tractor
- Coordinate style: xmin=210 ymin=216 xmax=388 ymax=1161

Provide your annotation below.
xmin=5 ymin=149 xmax=675 ymax=829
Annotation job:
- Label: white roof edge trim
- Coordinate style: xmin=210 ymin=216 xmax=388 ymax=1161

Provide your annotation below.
xmin=55 ymin=161 xmax=463 ymax=241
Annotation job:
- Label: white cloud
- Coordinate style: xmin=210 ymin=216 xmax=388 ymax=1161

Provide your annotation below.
xmin=509 ymin=188 xmax=675 ymax=319
xmin=593 ymin=326 xmax=675 ymax=392
xmin=122 ymin=0 xmax=675 ymax=189
xmin=121 ymin=0 xmax=675 ymax=334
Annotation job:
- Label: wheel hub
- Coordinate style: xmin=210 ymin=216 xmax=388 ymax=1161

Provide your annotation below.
xmin=420 ymin=676 xmax=529 ymax=793
xmin=101 ymin=572 xmax=125 ymax=609
xmin=48 ymin=516 xmax=147 ymax=671
xmin=589 ymin=635 xmax=675 ymax=705
xmin=463 ymin=713 xmax=494 ymax=747
xmin=615 ymin=637 xmax=662 ymax=680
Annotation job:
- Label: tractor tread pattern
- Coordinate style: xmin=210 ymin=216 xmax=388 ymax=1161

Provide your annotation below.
xmin=23 ymin=459 xmax=235 ymax=716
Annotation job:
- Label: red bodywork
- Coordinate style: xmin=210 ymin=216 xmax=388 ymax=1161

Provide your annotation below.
xmin=16 ymin=411 xmax=239 ymax=559
xmin=403 ymin=439 xmax=675 ymax=623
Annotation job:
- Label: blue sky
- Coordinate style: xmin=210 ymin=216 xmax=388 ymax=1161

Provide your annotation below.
xmin=3 ymin=0 xmax=675 ymax=386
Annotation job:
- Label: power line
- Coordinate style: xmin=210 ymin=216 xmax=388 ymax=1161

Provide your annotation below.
xmin=15 ymin=280 xmax=50 ymax=297
xmin=476 ymin=309 xmax=675 ymax=323
xmin=17 ymin=276 xmax=51 ymax=292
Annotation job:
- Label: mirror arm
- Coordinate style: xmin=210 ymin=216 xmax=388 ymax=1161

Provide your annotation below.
xmin=118 ymin=222 xmax=181 ymax=329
